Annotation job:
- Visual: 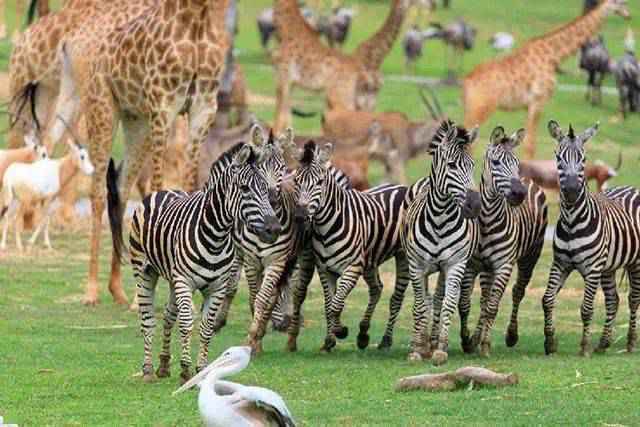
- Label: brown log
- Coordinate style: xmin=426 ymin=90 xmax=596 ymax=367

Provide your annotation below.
xmin=396 ymin=367 xmax=518 ymax=392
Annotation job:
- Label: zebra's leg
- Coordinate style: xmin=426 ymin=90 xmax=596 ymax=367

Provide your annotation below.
xmin=359 ymin=268 xmax=384 ymax=350
xmin=136 ymin=267 xmax=159 ymax=383
xmin=459 ymin=266 xmax=478 ymax=354
xmin=408 ymin=267 xmax=432 ymax=362
xmin=324 ymin=265 xmax=362 ymax=352
xmin=245 ymin=263 xmax=262 ymax=317
xmin=196 ymin=282 xmax=226 ymax=372
xmin=173 ymin=279 xmax=195 ymax=384
xmin=318 ymin=269 xmax=340 ymax=352
xmin=471 ymin=271 xmax=493 ymax=349
xmin=271 ymin=285 xmax=292 ymax=332
xmin=213 ymin=255 xmax=242 ymax=332
xmin=248 ymin=264 xmax=284 ymax=354
xmin=157 ymin=291 xmax=177 ymax=379
xmin=379 ymin=253 xmax=410 ymax=350
xmin=429 ymin=272 xmax=446 ymax=352
xmin=595 ymin=271 xmax=619 ymax=353
xmin=542 ymin=259 xmax=571 ymax=355
xmin=579 ymin=271 xmax=602 ymax=357
xmin=287 ymin=249 xmax=315 ymax=352
xmin=626 ymin=267 xmax=640 ymax=353
xmin=478 ymin=263 xmax=514 ymax=357
xmin=506 ymin=246 xmax=542 ymax=348
xmin=432 ymin=262 xmax=467 ymax=366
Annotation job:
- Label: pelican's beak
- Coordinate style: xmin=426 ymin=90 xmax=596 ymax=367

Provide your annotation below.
xmin=172 ymin=357 xmax=226 ymax=396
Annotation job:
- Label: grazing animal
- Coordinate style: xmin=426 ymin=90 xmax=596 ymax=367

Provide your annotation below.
xmin=1 ymin=142 xmax=93 ymax=252
xmin=322 ymin=7 xmax=355 ymax=48
xmin=288 ymin=141 xmax=412 ymax=353
xmin=489 ymin=32 xmax=515 ymax=51
xmin=173 ymin=346 xmax=296 ymax=427
xmin=403 ymin=26 xmax=427 ymax=72
xmin=424 ymin=19 xmax=476 ymax=82
xmin=580 ymin=35 xmax=611 ymax=105
xmin=0 ymin=130 xmax=48 ymax=186
xmin=124 ymin=140 xmax=281 ymax=383
xmin=401 ymin=120 xmax=480 ymax=365
xmin=257 ymin=7 xmax=276 ymax=48
xmin=612 ymin=30 xmax=640 ymax=117
xmin=458 ymin=127 xmax=548 ymax=357
xmin=321 ymin=88 xmax=446 ymax=185
xmin=542 ymin=121 xmax=640 ymax=357
xmin=463 ymin=0 xmax=631 ymax=159
xmin=520 ymin=153 xmax=622 ymax=193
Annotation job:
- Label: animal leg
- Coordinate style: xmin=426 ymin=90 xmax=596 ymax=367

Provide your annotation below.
xmin=458 ymin=266 xmax=478 ymax=354
xmin=379 ymin=253 xmax=410 ymax=350
xmin=287 ymin=247 xmax=315 ymax=352
xmin=429 ymin=272 xmax=446 ymax=352
xmin=326 ymin=264 xmax=363 ymax=349
xmin=432 ymin=262 xmax=466 ymax=366
xmin=174 ymin=279 xmax=195 ymax=383
xmin=213 ymin=255 xmax=242 ymax=332
xmin=318 ymin=269 xmax=341 ymax=352
xmin=626 ymin=267 xmax=640 ymax=353
xmin=523 ymin=104 xmax=542 ymax=160
xmin=157 ymin=292 xmax=177 ymax=378
xmin=542 ymin=259 xmax=571 ymax=355
xmin=196 ymin=282 xmax=226 ymax=372
xmin=359 ymin=268 xmax=383 ymax=350
xmin=136 ymin=267 xmax=159 ymax=382
xmin=407 ymin=267 xmax=432 ymax=361
xmin=506 ymin=246 xmax=542 ymax=348
xmin=579 ymin=271 xmax=602 ymax=357
xmin=595 ymin=271 xmax=619 ymax=352
xmin=1 ymin=200 xmax=18 ymax=250
xmin=274 ymin=74 xmax=292 ymax=133
xmin=248 ymin=265 xmax=285 ymax=354
xmin=15 ymin=203 xmax=24 ymax=252
xmin=478 ymin=263 xmax=514 ymax=357
xmin=471 ymin=271 xmax=493 ymax=348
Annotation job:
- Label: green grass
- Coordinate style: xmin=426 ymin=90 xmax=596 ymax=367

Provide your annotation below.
xmin=2 ymin=0 xmax=640 ymax=426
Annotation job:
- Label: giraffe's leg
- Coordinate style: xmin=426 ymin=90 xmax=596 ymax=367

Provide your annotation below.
xmin=248 ymin=264 xmax=285 ymax=354
xmin=379 ymin=253 xmax=410 ymax=350
xmin=523 ymin=103 xmax=543 ymax=160
xmin=186 ymin=84 xmax=218 ymax=192
xmin=579 ymin=271 xmax=602 ymax=357
xmin=595 ymin=271 xmax=619 ymax=353
xmin=542 ymin=259 xmax=571 ymax=355
xmin=626 ymin=266 xmax=640 ymax=353
xmin=359 ymin=268 xmax=384 ymax=350
xmin=157 ymin=292 xmax=177 ymax=379
xmin=459 ymin=266 xmax=477 ymax=354
xmin=274 ymin=73 xmax=292 ymax=133
xmin=287 ymin=247 xmax=315 ymax=352
xmin=136 ymin=266 xmax=159 ymax=383
xmin=83 ymin=82 xmax=117 ymax=306
xmin=506 ymin=245 xmax=542 ymax=348
xmin=432 ymin=262 xmax=467 ymax=366
xmin=478 ymin=263 xmax=514 ymax=358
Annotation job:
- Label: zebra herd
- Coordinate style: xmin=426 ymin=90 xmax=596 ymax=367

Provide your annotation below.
xmin=107 ymin=117 xmax=640 ymax=382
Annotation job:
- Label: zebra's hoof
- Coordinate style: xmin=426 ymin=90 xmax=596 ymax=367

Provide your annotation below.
xmin=594 ymin=341 xmax=610 ymax=354
xmin=156 ymin=356 xmax=171 ymax=378
xmin=579 ymin=345 xmax=592 ymax=358
xmin=142 ymin=372 xmax=157 ymax=383
xmin=334 ymin=326 xmax=349 ymax=340
xmin=321 ymin=336 xmax=336 ymax=352
xmin=544 ymin=336 xmax=558 ymax=355
xmin=179 ymin=369 xmax=192 ymax=385
xmin=272 ymin=315 xmax=291 ymax=332
xmin=286 ymin=337 xmax=298 ymax=353
xmin=357 ymin=332 xmax=370 ymax=350
xmin=432 ymin=350 xmax=448 ymax=366
xmin=461 ymin=336 xmax=475 ymax=354
xmin=213 ymin=318 xmax=227 ymax=333
xmin=250 ymin=341 xmax=263 ymax=356
xmin=627 ymin=343 xmax=636 ymax=353
xmin=505 ymin=327 xmax=519 ymax=347
xmin=378 ymin=335 xmax=393 ymax=350
xmin=479 ymin=342 xmax=491 ymax=358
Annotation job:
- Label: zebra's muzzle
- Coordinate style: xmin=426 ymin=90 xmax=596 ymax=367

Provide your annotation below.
xmin=562 ymin=174 xmax=581 ymax=204
xmin=461 ymin=189 xmax=481 ymax=219
xmin=257 ymin=215 xmax=282 ymax=244
xmin=294 ymin=204 xmax=309 ymax=222
xmin=506 ymin=178 xmax=527 ymax=206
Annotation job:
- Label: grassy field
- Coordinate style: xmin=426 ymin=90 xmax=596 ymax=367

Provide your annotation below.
xmin=2 ymin=0 xmax=640 ymax=426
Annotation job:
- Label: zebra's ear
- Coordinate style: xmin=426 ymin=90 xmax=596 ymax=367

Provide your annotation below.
xmin=250 ymin=124 xmax=266 ymax=146
xmin=511 ymin=128 xmax=526 ymax=148
xmin=276 ymin=127 xmax=295 ymax=151
xmin=489 ymin=126 xmax=505 ymax=145
xmin=548 ymin=120 xmax=564 ymax=142
xmin=232 ymin=144 xmax=253 ymax=167
xmin=317 ymin=143 xmax=334 ymax=167
xmin=581 ymin=122 xmax=600 ymax=144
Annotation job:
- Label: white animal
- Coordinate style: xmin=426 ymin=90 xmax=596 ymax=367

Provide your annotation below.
xmin=0 ymin=143 xmax=94 ymax=251
xmin=490 ymin=32 xmax=515 ymax=51
xmin=0 ymin=129 xmax=48 ymax=186
xmin=173 ymin=346 xmax=296 ymax=427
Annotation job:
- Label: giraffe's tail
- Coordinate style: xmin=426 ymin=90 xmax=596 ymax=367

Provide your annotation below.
xmin=107 ymin=158 xmax=128 ymax=265
xmin=26 ymin=0 xmax=38 ymax=26
xmin=8 ymin=81 xmax=40 ymax=133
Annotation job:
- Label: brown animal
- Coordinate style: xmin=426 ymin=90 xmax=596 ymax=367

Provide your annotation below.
xmin=322 ymin=89 xmax=445 ymax=184
xmin=463 ymin=0 xmax=630 ymax=159
xmin=519 ymin=153 xmax=622 ymax=192
xmin=0 ymin=131 xmax=47 ymax=186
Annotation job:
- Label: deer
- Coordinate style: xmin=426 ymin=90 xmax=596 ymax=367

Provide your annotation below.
xmin=0 ymin=129 xmax=48 ymax=186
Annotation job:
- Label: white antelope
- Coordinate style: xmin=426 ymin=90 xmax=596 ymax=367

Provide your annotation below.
xmin=0 ymin=130 xmax=48 ymax=185
xmin=0 ymin=143 xmax=94 ymax=251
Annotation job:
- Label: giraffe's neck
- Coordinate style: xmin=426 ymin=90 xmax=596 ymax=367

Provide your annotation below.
xmin=274 ymin=0 xmax=318 ymax=40
xmin=534 ymin=2 xmax=609 ymax=65
xmin=353 ymin=0 xmax=409 ymax=70
xmin=159 ymin=0 xmax=229 ymax=34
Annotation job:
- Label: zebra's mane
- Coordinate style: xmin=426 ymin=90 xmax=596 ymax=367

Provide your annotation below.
xmin=430 ymin=119 xmax=474 ymax=152
xmin=300 ymin=140 xmax=317 ymax=166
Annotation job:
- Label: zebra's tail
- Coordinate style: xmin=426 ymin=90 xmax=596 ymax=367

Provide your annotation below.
xmin=107 ymin=158 xmax=128 ymax=265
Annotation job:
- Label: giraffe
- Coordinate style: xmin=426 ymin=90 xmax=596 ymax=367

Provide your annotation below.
xmin=44 ymin=0 xmax=229 ymax=306
xmin=463 ymin=0 xmax=630 ymax=160
xmin=272 ymin=0 xmax=381 ymax=132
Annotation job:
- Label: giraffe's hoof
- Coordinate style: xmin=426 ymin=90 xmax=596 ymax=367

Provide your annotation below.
xmin=544 ymin=335 xmax=558 ymax=355
xmin=356 ymin=332 xmax=370 ymax=350
xmin=334 ymin=326 xmax=349 ymax=340
xmin=432 ymin=350 xmax=448 ymax=366
xmin=156 ymin=356 xmax=171 ymax=378
xmin=505 ymin=326 xmax=519 ymax=347
xmin=378 ymin=335 xmax=392 ymax=350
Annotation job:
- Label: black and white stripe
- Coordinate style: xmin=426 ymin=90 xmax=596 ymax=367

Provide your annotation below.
xmin=402 ymin=119 xmax=481 ymax=365
xmin=458 ymin=126 xmax=548 ymax=357
xmin=128 ymin=140 xmax=280 ymax=382
xmin=542 ymin=120 xmax=640 ymax=356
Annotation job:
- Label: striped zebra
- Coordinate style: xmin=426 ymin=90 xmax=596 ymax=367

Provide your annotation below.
xmin=288 ymin=141 xmax=411 ymax=352
xmin=542 ymin=120 xmax=640 ymax=356
xmin=458 ymin=126 xmax=548 ymax=357
xmin=402 ymin=119 xmax=481 ymax=365
xmin=125 ymin=139 xmax=281 ymax=383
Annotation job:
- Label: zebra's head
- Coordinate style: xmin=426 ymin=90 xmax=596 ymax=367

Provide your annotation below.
xmin=250 ymin=125 xmax=290 ymax=208
xmin=428 ymin=120 xmax=481 ymax=219
xmin=230 ymin=143 xmax=282 ymax=243
xmin=485 ymin=126 xmax=527 ymax=206
xmin=292 ymin=140 xmax=333 ymax=223
xmin=548 ymin=120 xmax=600 ymax=205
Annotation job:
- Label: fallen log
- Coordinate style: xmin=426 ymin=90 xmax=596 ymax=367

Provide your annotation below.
xmin=396 ymin=367 xmax=518 ymax=392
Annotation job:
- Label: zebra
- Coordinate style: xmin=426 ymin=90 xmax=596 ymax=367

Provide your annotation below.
xmin=457 ymin=126 xmax=548 ymax=358
xmin=287 ymin=140 xmax=411 ymax=352
xmin=402 ymin=119 xmax=481 ymax=365
xmin=542 ymin=120 xmax=640 ymax=357
xmin=125 ymin=137 xmax=282 ymax=383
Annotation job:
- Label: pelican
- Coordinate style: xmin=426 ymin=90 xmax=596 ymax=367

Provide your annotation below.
xmin=173 ymin=346 xmax=296 ymax=427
